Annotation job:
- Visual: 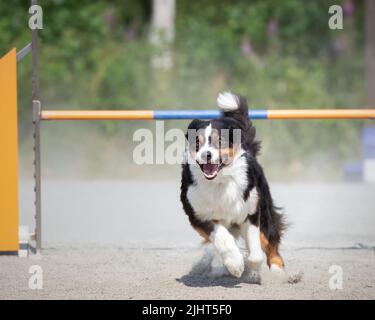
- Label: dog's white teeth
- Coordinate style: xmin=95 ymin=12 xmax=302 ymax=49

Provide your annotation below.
xmin=217 ymin=92 xmax=239 ymax=111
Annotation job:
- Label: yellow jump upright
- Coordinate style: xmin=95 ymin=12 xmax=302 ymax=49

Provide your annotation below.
xmin=0 ymin=49 xmax=19 ymax=252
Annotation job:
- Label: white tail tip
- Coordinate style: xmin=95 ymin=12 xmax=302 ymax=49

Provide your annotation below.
xmin=217 ymin=92 xmax=239 ymax=111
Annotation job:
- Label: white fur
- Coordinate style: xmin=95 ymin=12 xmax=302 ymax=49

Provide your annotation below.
xmin=270 ymin=264 xmax=285 ymax=273
xmin=209 ymin=224 xmax=244 ymax=278
xmin=185 ymin=115 xmax=264 ymax=279
xmin=187 ymin=148 xmax=260 ymax=278
xmin=217 ymin=92 xmax=239 ymax=111
xmin=241 ymin=221 xmax=264 ymax=272
xmin=187 ymin=148 xmax=258 ymax=226
xmin=196 ymin=124 xmax=220 ymax=165
xmin=209 ymin=250 xmax=229 ymax=278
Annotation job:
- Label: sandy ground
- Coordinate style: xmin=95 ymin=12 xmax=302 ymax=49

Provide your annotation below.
xmin=1 ymin=246 xmax=375 ymax=299
xmin=1 ymin=180 xmax=374 ymax=299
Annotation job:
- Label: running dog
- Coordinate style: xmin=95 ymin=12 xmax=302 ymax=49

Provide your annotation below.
xmin=180 ymin=92 xmax=286 ymax=283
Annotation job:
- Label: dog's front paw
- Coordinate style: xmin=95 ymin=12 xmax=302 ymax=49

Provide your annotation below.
xmin=223 ymin=252 xmax=244 ymax=278
xmin=242 ymin=269 xmax=261 ymax=284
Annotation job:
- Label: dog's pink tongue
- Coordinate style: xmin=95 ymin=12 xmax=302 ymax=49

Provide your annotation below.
xmin=203 ymin=163 xmax=219 ymax=176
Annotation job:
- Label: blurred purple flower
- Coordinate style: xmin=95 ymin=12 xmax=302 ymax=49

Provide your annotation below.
xmin=267 ymin=19 xmax=278 ymax=35
xmin=241 ymin=39 xmax=252 ymax=57
xmin=333 ymin=39 xmax=346 ymax=53
xmin=343 ymin=0 xmax=354 ymax=16
xmin=124 ymin=26 xmax=136 ymax=41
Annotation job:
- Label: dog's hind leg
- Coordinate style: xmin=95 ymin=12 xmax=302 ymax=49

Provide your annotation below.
xmin=260 ymin=232 xmax=284 ymax=272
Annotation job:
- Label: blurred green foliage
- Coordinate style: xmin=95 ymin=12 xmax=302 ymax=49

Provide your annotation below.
xmin=0 ymin=0 xmax=369 ymax=179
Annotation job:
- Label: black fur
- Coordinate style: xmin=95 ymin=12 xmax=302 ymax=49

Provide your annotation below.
xmin=180 ymin=163 xmax=214 ymax=237
xmin=180 ymin=93 xmax=286 ymax=247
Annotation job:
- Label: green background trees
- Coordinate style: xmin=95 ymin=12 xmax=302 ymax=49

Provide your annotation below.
xmin=0 ymin=0 xmax=371 ymax=179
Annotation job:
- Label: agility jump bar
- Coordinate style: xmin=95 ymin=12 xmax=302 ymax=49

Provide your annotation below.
xmin=40 ymin=109 xmax=375 ymax=120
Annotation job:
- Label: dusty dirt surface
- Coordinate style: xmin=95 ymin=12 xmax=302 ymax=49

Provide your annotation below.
xmin=1 ymin=180 xmax=374 ymax=299
xmin=1 ymin=246 xmax=375 ymax=299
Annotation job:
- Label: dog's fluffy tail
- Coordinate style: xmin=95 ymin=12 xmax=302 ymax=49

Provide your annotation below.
xmin=217 ymin=92 xmax=250 ymax=130
xmin=217 ymin=92 xmax=258 ymax=153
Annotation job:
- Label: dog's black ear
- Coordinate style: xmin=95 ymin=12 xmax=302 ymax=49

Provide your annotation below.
xmin=245 ymin=125 xmax=261 ymax=156
xmin=248 ymin=125 xmax=256 ymax=142
xmin=217 ymin=92 xmax=250 ymax=131
xmin=186 ymin=119 xmax=202 ymax=139
xmin=187 ymin=119 xmax=204 ymax=131
xmin=185 ymin=119 xmax=206 ymax=146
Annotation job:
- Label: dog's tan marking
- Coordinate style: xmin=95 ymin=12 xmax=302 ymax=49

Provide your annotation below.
xmin=219 ymin=145 xmax=240 ymax=165
xmin=260 ymin=232 xmax=269 ymax=249
xmin=193 ymin=220 xmax=221 ymax=242
xmin=260 ymin=232 xmax=285 ymax=268
xmin=194 ymin=227 xmax=210 ymax=242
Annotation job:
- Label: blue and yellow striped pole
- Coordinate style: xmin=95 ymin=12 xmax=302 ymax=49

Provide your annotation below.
xmin=40 ymin=109 xmax=375 ymax=120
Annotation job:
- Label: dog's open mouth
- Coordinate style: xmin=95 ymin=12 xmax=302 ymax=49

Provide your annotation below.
xmin=199 ymin=162 xmax=224 ymax=180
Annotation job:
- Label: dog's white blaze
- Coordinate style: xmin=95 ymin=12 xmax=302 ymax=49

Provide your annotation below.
xmin=204 ymin=123 xmax=212 ymax=147
xmin=188 ymin=148 xmax=258 ymax=226
xmin=195 ymin=123 xmax=220 ymax=165
xmin=217 ymin=92 xmax=239 ymax=111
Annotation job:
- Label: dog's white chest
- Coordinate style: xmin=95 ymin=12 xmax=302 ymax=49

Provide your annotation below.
xmin=187 ymin=168 xmax=258 ymax=226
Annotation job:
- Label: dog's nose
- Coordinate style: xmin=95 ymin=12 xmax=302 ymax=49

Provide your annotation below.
xmin=202 ymin=151 xmax=212 ymax=163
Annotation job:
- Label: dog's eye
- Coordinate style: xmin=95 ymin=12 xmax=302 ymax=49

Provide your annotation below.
xmin=219 ymin=136 xmax=229 ymax=148
xmin=213 ymin=136 xmax=223 ymax=148
xmin=195 ymin=136 xmax=200 ymax=151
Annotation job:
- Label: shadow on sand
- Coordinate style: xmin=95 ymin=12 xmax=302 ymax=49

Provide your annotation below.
xmin=176 ymin=273 xmax=244 ymax=288
xmin=175 ymin=244 xmax=264 ymax=288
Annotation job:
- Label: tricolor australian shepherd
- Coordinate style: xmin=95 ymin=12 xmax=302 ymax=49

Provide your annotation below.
xmin=180 ymin=92 xmax=286 ymax=283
